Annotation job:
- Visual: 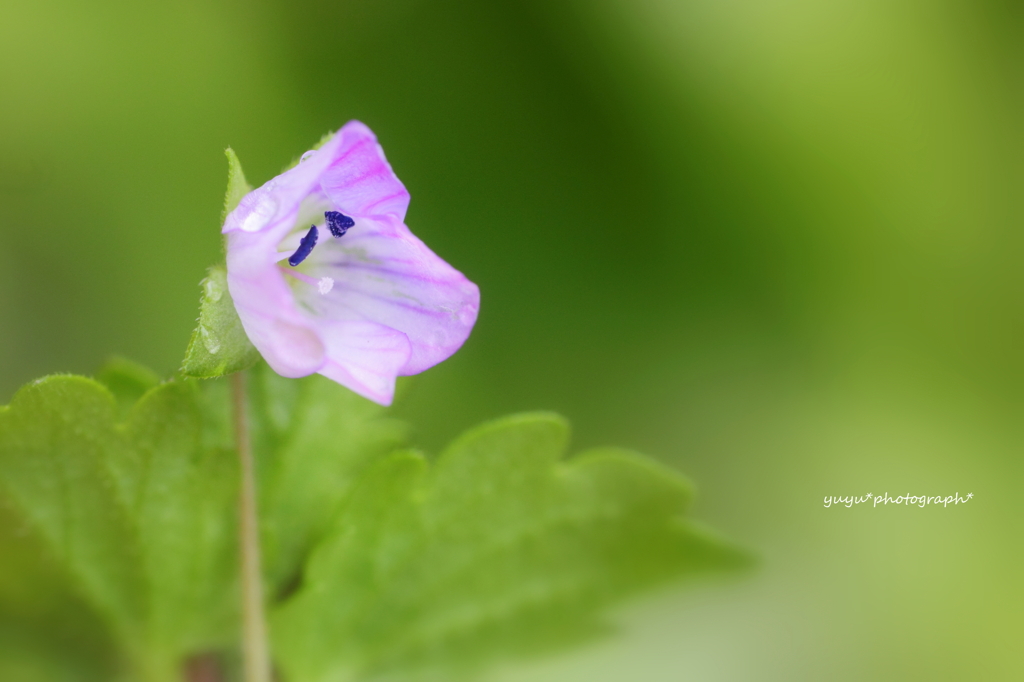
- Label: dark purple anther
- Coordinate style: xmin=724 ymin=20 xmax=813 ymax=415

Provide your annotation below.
xmin=288 ymin=225 xmax=318 ymax=266
xmin=325 ymin=210 xmax=355 ymax=238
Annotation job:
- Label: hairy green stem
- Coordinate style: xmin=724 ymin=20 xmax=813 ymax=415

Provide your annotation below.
xmin=231 ymin=371 xmax=272 ymax=682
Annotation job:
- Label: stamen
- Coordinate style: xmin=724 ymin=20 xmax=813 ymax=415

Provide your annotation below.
xmin=288 ymin=225 xmax=318 ymax=266
xmin=325 ymin=210 xmax=355 ymax=238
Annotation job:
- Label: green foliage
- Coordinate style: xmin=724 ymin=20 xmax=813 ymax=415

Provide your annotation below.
xmin=273 ymin=414 xmax=745 ymax=681
xmin=95 ymin=356 xmax=162 ymax=419
xmin=0 ymin=500 xmax=117 ymax=682
xmin=0 ymin=365 xmax=745 ymax=682
xmin=0 ymin=373 xmax=237 ymax=682
xmin=181 ymin=149 xmax=260 ymax=379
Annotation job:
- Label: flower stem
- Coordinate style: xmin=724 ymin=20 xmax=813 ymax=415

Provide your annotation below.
xmin=231 ymin=371 xmax=272 ymax=682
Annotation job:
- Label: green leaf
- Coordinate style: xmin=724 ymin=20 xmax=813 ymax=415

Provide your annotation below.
xmin=181 ymin=265 xmax=261 ymax=378
xmin=0 ymin=497 xmax=119 ymax=682
xmin=0 ymin=378 xmax=146 ymax=632
xmin=95 ymin=355 xmax=161 ymax=419
xmin=0 ymin=365 xmax=411 ymax=679
xmin=1 ymin=365 xmax=746 ymax=682
xmin=0 ymin=376 xmax=238 ymax=682
xmin=272 ymin=413 xmax=748 ymax=682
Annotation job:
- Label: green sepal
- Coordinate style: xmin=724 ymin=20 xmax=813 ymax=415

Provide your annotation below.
xmin=222 ymin=147 xmax=252 ymax=221
xmin=181 ymin=265 xmax=261 ymax=378
xmin=181 ymin=148 xmax=260 ymax=378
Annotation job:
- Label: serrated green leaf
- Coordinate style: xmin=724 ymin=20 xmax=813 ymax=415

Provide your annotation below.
xmin=272 ymin=413 xmax=748 ymax=682
xmin=0 ymin=378 xmax=147 ymax=632
xmin=1 ymin=366 xmax=745 ymax=682
xmin=0 ymin=376 xmax=237 ymax=682
xmin=95 ymin=355 xmax=161 ymax=419
xmin=0 ymin=365 xmax=411 ymax=680
xmin=181 ymin=265 xmax=261 ymax=378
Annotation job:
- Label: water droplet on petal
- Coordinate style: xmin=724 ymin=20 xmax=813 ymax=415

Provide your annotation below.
xmin=300 ymin=150 xmax=316 ymax=163
xmin=318 ymin=276 xmax=334 ymax=295
xmin=240 ymin=194 xmax=278 ymax=232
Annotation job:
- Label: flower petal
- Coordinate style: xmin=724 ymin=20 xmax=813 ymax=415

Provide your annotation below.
xmin=316 ymin=321 xmax=412 ymax=405
xmin=319 ymin=121 xmax=410 ymax=222
xmin=301 ymin=217 xmax=480 ymax=375
xmin=221 ymin=121 xmax=478 ymax=405
xmin=226 ymin=232 xmax=326 ymax=377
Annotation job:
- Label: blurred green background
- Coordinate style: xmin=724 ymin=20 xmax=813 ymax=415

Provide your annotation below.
xmin=1 ymin=0 xmax=1021 ymax=679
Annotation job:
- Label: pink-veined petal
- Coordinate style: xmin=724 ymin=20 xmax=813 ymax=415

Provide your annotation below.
xmin=222 ymin=121 xmax=478 ymax=405
xmin=301 ymin=217 xmax=479 ymax=375
xmin=319 ymin=121 xmax=410 ymax=222
xmin=316 ymin=321 xmax=412 ymax=405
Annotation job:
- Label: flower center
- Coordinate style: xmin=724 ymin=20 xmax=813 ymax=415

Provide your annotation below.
xmin=284 ymin=210 xmax=356 ymax=266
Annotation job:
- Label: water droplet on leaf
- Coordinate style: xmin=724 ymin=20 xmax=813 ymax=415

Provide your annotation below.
xmin=199 ymin=325 xmax=221 ymax=355
xmin=203 ymin=278 xmax=223 ymax=302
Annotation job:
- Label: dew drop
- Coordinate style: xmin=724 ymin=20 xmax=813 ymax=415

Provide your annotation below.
xmin=300 ymin=150 xmax=316 ymax=163
xmin=203 ymin=277 xmax=223 ymax=303
xmin=199 ymin=325 xmax=221 ymax=355
xmin=240 ymin=194 xmax=278 ymax=232
xmin=318 ymin=276 xmax=335 ymax=295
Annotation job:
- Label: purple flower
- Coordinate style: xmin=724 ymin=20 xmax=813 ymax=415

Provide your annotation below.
xmin=223 ymin=121 xmax=479 ymax=405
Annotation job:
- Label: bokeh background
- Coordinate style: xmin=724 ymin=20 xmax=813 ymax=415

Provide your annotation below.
xmin=1 ymin=0 xmax=1021 ymax=679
